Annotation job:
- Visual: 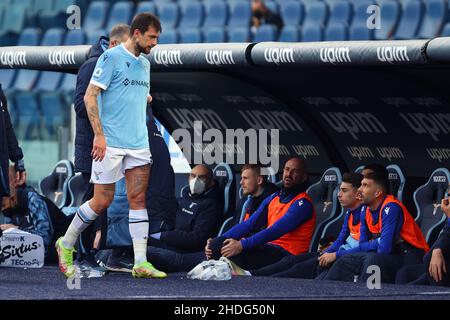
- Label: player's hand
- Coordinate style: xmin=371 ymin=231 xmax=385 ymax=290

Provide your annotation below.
xmin=221 ymin=239 xmax=243 ymax=258
xmin=92 ymin=134 xmax=107 ymax=161
xmin=147 ymin=95 xmax=153 ymax=104
xmin=205 ymin=238 xmax=213 ymax=260
xmin=318 ymin=252 xmax=337 ymax=267
xmin=441 ymin=197 xmax=450 ymax=218
xmin=429 ymin=248 xmax=447 ymax=283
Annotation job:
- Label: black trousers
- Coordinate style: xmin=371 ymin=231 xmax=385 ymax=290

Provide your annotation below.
xmin=250 ymin=252 xmax=318 ymax=278
xmin=209 ymin=237 xmax=290 ymax=270
xmin=324 ymin=249 xmax=425 ymax=283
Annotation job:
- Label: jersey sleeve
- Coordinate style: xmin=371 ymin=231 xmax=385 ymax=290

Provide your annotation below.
xmin=90 ymin=51 xmax=116 ymax=90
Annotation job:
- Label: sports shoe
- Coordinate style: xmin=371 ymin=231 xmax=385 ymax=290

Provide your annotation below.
xmin=132 ymin=261 xmax=167 ymax=279
xmin=55 ymin=237 xmax=76 ymax=278
xmin=105 ymin=251 xmax=133 ymax=273
xmin=219 ymin=257 xmax=248 ymax=276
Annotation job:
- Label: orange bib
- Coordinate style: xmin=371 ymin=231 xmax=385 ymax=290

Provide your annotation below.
xmin=267 ymin=192 xmax=316 ymax=255
xmin=365 ymin=195 xmax=429 ymax=252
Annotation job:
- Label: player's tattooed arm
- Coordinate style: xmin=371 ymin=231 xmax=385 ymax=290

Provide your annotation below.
xmin=84 ymin=83 xmax=104 ymax=136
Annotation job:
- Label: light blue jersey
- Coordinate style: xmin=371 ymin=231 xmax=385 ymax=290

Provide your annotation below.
xmin=90 ymin=44 xmax=150 ymax=149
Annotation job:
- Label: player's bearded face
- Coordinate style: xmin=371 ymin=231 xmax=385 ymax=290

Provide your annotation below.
xmin=136 ymin=28 xmax=159 ymax=54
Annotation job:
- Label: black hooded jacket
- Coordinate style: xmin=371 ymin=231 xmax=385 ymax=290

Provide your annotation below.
xmin=159 ymin=183 xmax=223 ymax=251
xmin=73 ymin=36 xmax=109 ymax=173
xmin=0 ymin=83 xmax=23 ymax=196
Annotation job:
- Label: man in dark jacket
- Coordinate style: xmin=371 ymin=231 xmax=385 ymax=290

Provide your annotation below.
xmin=425 ymin=196 xmax=450 ymax=287
xmin=0 ymin=83 xmax=26 ymax=198
xmin=147 ymin=164 xmax=222 ymax=252
xmin=73 ymin=24 xmax=130 ymax=263
xmin=1 ymin=166 xmax=71 ymax=262
xmin=230 ymin=164 xmax=278 ymax=230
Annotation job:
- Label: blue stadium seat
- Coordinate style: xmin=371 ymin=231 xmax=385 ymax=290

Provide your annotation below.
xmin=0 ymin=4 xmax=26 ymax=45
xmin=59 ymin=74 xmax=77 ymax=94
xmin=135 ymin=1 xmax=157 ymax=15
xmin=386 ymin=164 xmax=406 ymax=202
xmin=203 ymin=27 xmax=228 ymax=43
xmin=325 ymin=23 xmax=348 ymax=41
xmin=64 ymin=29 xmax=86 ymax=45
xmin=228 ymin=26 xmax=251 ymax=42
xmin=179 ymin=28 xmax=203 ymax=43
xmin=13 ymin=28 xmax=65 ymax=92
xmin=83 ymin=1 xmax=110 ymax=31
xmin=303 ymin=1 xmax=329 ymax=28
xmin=349 ymin=23 xmax=374 ymax=40
xmin=179 ymin=1 xmax=204 ymax=28
xmin=67 ymin=173 xmax=88 ymax=208
xmin=302 ymin=24 xmax=323 ymax=42
xmin=307 ymin=167 xmax=342 ymax=253
xmin=3 ymin=91 xmax=18 ymax=127
xmin=414 ymin=168 xmax=450 ymax=245
xmin=441 ymin=22 xmax=450 ymax=36
xmin=417 ymin=0 xmax=448 ymax=38
xmin=14 ymin=92 xmax=41 ymax=140
xmin=394 ymin=0 xmax=424 ymax=39
xmin=86 ymin=29 xmax=108 ymax=45
xmin=39 ymin=160 xmax=74 ymax=209
xmin=213 ymin=163 xmax=235 ymax=218
xmin=375 ymin=0 xmax=401 ymax=40
xmin=265 ymin=1 xmax=279 ymax=14
xmin=106 ymin=1 xmax=135 ymax=31
xmin=327 ymin=0 xmax=353 ymax=26
xmin=203 ymin=1 xmax=228 ymax=27
xmin=158 ymin=28 xmax=179 ymax=44
xmin=280 ymin=0 xmax=304 ymax=26
xmin=156 ymin=2 xmax=180 ymax=29
xmin=228 ymin=1 xmax=251 ymax=27
xmin=0 ymin=27 xmax=41 ymax=90
xmin=35 ymin=28 xmax=78 ymax=92
xmin=38 ymin=0 xmax=75 ymax=30
xmin=253 ymin=24 xmax=277 ymax=42
xmin=39 ymin=92 xmax=67 ymax=140
xmin=278 ymin=25 xmax=300 ymax=42
xmin=351 ymin=0 xmax=375 ymax=27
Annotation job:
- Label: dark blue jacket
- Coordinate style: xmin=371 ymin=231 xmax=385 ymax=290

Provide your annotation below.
xmin=159 ymin=183 xmax=223 ymax=251
xmin=145 ymin=110 xmax=177 ymax=230
xmin=0 ymin=83 xmax=23 ymax=196
xmin=73 ymin=36 xmax=108 ymax=173
xmin=433 ymin=218 xmax=450 ymax=251
xmin=231 ymin=182 xmax=279 ymax=230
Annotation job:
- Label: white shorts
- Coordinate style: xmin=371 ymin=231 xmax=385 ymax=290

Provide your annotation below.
xmin=90 ymin=147 xmax=152 ymax=184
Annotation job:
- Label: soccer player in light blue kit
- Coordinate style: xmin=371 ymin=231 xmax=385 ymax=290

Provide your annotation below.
xmin=55 ymin=13 xmax=166 ymax=279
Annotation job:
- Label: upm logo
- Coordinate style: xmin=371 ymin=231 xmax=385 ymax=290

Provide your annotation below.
xmin=0 ymin=51 xmax=26 ymax=68
xmin=48 ymin=50 xmax=76 ymax=66
xmin=205 ymin=50 xmax=235 ymax=66
xmin=377 ymin=46 xmax=410 ymax=63
xmin=433 ymin=176 xmax=447 ymax=183
xmin=153 ymin=50 xmax=183 ymax=67
xmin=324 ymin=175 xmax=337 ymax=182
xmin=319 ymin=47 xmax=351 ymax=64
xmin=263 ymin=48 xmax=295 ymax=65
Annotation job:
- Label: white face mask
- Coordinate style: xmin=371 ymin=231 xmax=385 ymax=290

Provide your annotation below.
xmin=189 ymin=177 xmax=206 ymax=195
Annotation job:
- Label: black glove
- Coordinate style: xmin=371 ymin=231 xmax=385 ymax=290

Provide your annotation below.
xmin=14 ymin=159 xmax=25 ymax=172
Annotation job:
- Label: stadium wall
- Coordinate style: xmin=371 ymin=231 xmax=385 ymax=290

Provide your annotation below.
xmin=1 ymin=39 xmax=450 ymax=180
